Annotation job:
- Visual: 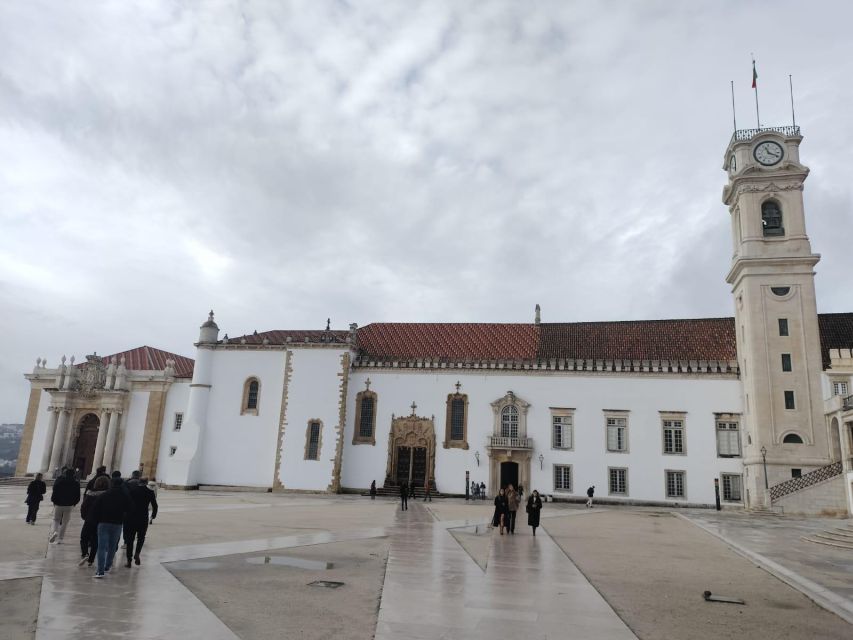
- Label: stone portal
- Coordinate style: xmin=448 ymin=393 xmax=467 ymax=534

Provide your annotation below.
xmin=385 ymin=413 xmax=436 ymax=490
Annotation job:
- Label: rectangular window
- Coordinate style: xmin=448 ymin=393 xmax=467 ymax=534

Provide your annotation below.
xmin=359 ymin=396 xmax=375 ymax=438
xmin=721 ymin=474 xmax=742 ymax=501
xmin=778 ymin=318 xmax=789 ymax=336
xmin=552 ymin=414 xmax=573 ymax=450
xmin=791 ymin=468 xmax=802 ymax=478
xmin=554 ymin=465 xmax=572 ymax=492
xmin=662 ymin=419 xmax=685 ymax=454
xmin=784 ymin=390 xmax=795 ymax=410
xmin=606 ymin=416 xmax=628 ymax=452
xmin=608 ymin=468 xmax=627 ymax=495
xmin=665 ymin=470 xmax=685 ymax=499
xmin=781 ymin=353 xmax=792 ymax=372
xmin=716 ymin=421 xmax=741 ymax=457
xmin=450 ymin=398 xmax=465 ymax=441
xmin=832 ymin=381 xmax=849 ymax=396
xmin=306 ymin=421 xmax=321 ymax=460
xmin=173 ymin=413 xmax=183 ymax=432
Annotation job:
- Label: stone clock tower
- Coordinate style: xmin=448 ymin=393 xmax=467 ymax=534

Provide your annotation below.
xmin=723 ymin=125 xmax=830 ymax=507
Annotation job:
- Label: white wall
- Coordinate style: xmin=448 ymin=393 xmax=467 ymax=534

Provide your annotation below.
xmin=25 ymin=390 xmax=52 ymax=474
xmin=278 ymin=348 xmax=348 ymax=491
xmin=198 ymin=349 xmax=286 ymax=487
xmin=341 ymin=370 xmax=744 ymax=505
xmin=155 ymin=381 xmax=190 ymax=484
xmin=116 ymin=390 xmax=149 ymax=474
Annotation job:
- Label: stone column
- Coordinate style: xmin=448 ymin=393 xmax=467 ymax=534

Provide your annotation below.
xmin=102 ymin=411 xmax=120 ymax=472
xmin=39 ymin=408 xmax=60 ymax=473
xmin=91 ymin=409 xmax=110 ymax=474
xmin=47 ymin=410 xmax=71 ymax=475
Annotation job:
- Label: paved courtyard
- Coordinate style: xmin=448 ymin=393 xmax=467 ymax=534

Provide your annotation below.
xmin=0 ymin=487 xmax=850 ymax=639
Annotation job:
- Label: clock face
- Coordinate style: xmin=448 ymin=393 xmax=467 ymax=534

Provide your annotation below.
xmin=753 ymin=141 xmax=784 ymax=166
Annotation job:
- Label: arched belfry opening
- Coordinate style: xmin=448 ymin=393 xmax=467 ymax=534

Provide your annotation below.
xmin=72 ymin=413 xmax=100 ymax=476
xmin=761 ymin=199 xmax=784 ymax=236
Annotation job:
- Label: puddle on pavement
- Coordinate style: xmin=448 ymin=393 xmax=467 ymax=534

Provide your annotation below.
xmin=246 ymin=555 xmax=333 ymax=570
xmin=168 ymin=561 xmax=221 ymax=571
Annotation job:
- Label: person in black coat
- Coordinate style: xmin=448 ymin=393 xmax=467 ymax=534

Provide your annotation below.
xmin=399 ymin=481 xmax=408 ymax=511
xmin=492 ymin=488 xmax=509 ymax=534
xmin=370 ymin=480 xmax=376 ymax=500
xmin=85 ymin=466 xmax=108 ymax=492
xmin=48 ymin=468 xmax=81 ymax=543
xmin=25 ymin=473 xmax=47 ymax=524
xmin=124 ymin=479 xmax=158 ymax=567
xmin=78 ymin=475 xmax=109 ymax=566
xmin=527 ymin=490 xmax=543 ymax=536
xmin=91 ymin=477 xmax=132 ymax=577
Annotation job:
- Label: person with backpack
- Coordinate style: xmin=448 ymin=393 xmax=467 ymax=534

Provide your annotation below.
xmin=78 ymin=475 xmax=109 ymax=566
xmin=586 ymin=485 xmax=595 ymax=508
xmin=25 ymin=473 xmax=47 ymax=525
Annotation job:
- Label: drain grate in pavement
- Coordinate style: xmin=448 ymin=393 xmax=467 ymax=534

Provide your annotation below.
xmin=308 ymin=580 xmax=345 ymax=589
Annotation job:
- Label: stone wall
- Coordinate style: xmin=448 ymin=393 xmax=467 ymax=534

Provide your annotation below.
xmin=773 ymin=474 xmax=848 ymax=516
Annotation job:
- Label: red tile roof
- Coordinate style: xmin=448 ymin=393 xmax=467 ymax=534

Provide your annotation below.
xmin=227 ymin=329 xmax=350 ymax=345
xmin=95 ymin=346 xmax=194 ymax=378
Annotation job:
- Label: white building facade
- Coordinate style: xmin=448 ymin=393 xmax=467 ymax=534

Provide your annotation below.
xmin=14 ymin=128 xmax=853 ymax=514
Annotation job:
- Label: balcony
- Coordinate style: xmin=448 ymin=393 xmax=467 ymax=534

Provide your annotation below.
xmin=487 ymin=435 xmax=533 ymax=450
xmin=731 ymin=126 xmax=800 ymax=143
xmin=843 ymin=395 xmax=853 ymax=411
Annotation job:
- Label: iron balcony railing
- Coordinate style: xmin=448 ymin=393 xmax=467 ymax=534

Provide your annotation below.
xmin=487 ymin=435 xmax=533 ymax=449
xmin=843 ymin=395 xmax=853 ymax=411
xmin=731 ymin=126 xmax=800 ymax=143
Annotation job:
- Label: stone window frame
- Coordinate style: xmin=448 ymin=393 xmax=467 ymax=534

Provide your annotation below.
xmin=720 ymin=473 xmax=743 ymax=502
xmin=553 ymin=463 xmax=573 ymax=493
xmin=604 ymin=410 xmax=629 ymax=453
xmin=304 ymin=419 xmax=323 ymax=461
xmin=550 ymin=408 xmax=574 ymax=451
xmin=353 ymin=390 xmax=377 ymax=445
xmin=443 ymin=392 xmax=469 ymax=449
xmin=831 ymin=379 xmax=849 ymax=397
xmin=664 ymin=469 xmax=686 ymax=499
xmin=715 ymin=413 xmax=741 ymax=458
xmin=241 ymin=377 xmax=261 ymax=416
xmin=608 ymin=467 xmax=628 ymax=496
xmin=490 ymin=391 xmax=530 ymax=438
xmin=173 ymin=412 xmax=183 ymax=432
xmin=661 ymin=411 xmax=687 ymax=455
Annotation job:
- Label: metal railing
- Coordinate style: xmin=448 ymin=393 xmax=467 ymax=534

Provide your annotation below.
xmin=842 ymin=395 xmax=853 ymax=411
xmin=769 ymin=461 xmax=842 ymax=501
xmin=731 ymin=126 xmax=800 ymax=142
xmin=487 ymin=435 xmax=533 ymax=449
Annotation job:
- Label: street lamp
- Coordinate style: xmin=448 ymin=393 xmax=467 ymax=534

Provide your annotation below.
xmin=474 ymin=451 xmax=480 ymax=467
xmin=760 ymin=446 xmax=768 ymax=490
xmin=538 ymin=453 xmax=544 ymax=470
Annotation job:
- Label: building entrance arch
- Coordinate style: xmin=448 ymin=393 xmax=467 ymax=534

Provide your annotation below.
xmin=384 ymin=413 xmax=436 ymax=490
xmin=500 ymin=461 xmax=519 ymax=491
xmin=72 ymin=413 xmax=100 ymax=476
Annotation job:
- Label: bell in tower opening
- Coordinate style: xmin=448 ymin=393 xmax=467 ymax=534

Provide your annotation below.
xmin=761 ymin=200 xmax=784 ymax=236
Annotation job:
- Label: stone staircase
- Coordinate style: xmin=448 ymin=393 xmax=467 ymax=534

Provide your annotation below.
xmin=802 ymin=524 xmax=853 ymax=550
xmin=769 ymin=462 xmax=843 ymax=502
xmin=0 ymin=476 xmax=32 ymax=487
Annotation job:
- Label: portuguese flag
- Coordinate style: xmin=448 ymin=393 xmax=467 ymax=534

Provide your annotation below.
xmin=752 ymin=60 xmax=758 ymax=88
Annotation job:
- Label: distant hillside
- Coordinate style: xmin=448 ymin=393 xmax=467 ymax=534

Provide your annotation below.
xmin=0 ymin=424 xmax=23 ymax=477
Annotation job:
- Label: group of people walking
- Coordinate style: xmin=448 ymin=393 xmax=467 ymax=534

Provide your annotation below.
xmin=492 ymin=485 xmax=543 ymax=536
xmin=25 ymin=466 xmax=158 ymax=578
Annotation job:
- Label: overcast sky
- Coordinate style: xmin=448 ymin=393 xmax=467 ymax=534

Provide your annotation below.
xmin=1 ymin=1 xmax=852 ymax=422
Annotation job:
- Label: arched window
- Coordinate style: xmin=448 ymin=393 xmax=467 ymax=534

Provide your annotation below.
xmin=444 ymin=391 xmax=469 ymax=449
xmin=353 ymin=389 xmax=377 ymax=445
xmin=241 ymin=378 xmax=261 ymax=415
xmin=782 ymin=433 xmax=804 ymax=444
xmin=761 ymin=200 xmax=784 ymax=237
xmin=501 ymin=405 xmax=519 ymax=438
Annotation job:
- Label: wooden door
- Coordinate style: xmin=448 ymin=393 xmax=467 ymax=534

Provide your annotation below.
xmin=395 ymin=447 xmax=411 ymax=485
xmin=411 ymin=447 xmax=427 ymax=487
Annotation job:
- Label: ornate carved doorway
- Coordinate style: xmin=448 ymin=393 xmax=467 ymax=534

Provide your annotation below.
xmin=72 ymin=413 xmax=100 ymax=476
xmin=385 ymin=413 xmax=436 ymax=489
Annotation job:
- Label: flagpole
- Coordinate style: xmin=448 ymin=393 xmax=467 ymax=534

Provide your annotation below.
xmin=789 ymin=74 xmax=796 ymax=128
xmin=752 ymin=56 xmax=760 ymax=128
xmin=731 ymin=80 xmax=737 ymax=132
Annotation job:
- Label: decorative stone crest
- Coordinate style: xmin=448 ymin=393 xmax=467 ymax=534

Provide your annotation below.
xmin=73 ymin=354 xmax=107 ymax=397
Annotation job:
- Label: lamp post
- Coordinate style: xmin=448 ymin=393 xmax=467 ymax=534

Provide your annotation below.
xmin=760 ymin=446 xmax=768 ymax=490
xmin=538 ymin=453 xmax=544 ymax=470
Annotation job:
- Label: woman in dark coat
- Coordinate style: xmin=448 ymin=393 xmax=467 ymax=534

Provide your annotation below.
xmin=25 ymin=473 xmax=47 ymax=524
xmin=78 ymin=475 xmax=109 ymax=566
xmin=527 ymin=490 xmax=543 ymax=536
xmin=492 ymin=488 xmax=509 ymax=534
